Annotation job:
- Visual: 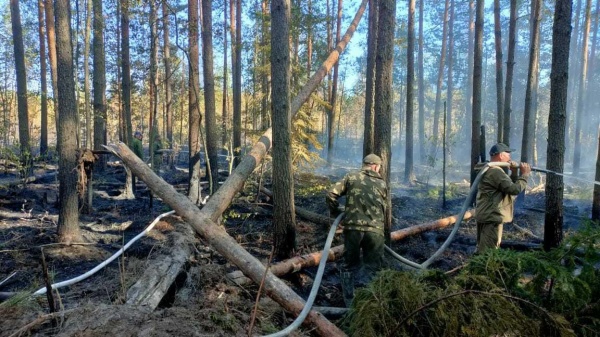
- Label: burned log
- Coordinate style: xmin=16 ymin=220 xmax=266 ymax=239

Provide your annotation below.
xmin=126 ymin=222 xmax=194 ymax=310
xmin=105 ymin=143 xmax=345 ymax=337
xmin=227 ymin=211 xmax=475 ymax=285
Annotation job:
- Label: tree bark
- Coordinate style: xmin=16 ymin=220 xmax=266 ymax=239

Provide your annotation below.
xmin=493 ymin=0 xmax=504 ymax=143
xmin=445 ymin=0 xmax=455 ymax=162
xmin=327 ymin=0 xmax=343 ymax=165
xmin=162 ymin=0 xmax=173 ymax=155
xmin=45 ymin=0 xmax=59 ymax=139
xmin=227 ymin=210 xmax=475 ymax=285
xmin=120 ymin=0 xmax=134 ymax=199
xmin=126 ymin=222 xmax=194 ymax=310
xmin=573 ymin=0 xmax=592 ymax=174
xmin=430 ymin=0 xmax=449 ymax=163
xmin=271 ymin=0 xmax=296 ymax=259
xmin=10 ymin=0 xmax=31 ymax=171
xmin=188 ymin=0 xmax=202 ymax=204
xmin=84 ymin=0 xmax=92 ymax=149
xmin=470 ymin=0 xmax=484 ymax=184
xmin=362 ymin=0 xmax=378 ymax=158
xmin=520 ymin=0 xmax=541 ymax=164
xmin=232 ymin=0 xmax=242 ymax=167
xmin=502 ymin=0 xmax=517 ymax=146
xmin=106 ymin=143 xmax=344 ymax=337
xmin=545 ymin=0 xmax=572 ymax=251
xmin=417 ymin=0 xmax=425 ymax=164
xmin=38 ymin=0 xmax=48 ymax=156
xmin=202 ymin=0 xmax=219 ymax=195
xmin=93 ymin=0 xmax=107 ymax=173
xmin=55 ymin=0 xmax=81 ymax=243
xmin=405 ymin=0 xmax=416 ymax=183
xmin=374 ymin=0 xmax=395 ymax=244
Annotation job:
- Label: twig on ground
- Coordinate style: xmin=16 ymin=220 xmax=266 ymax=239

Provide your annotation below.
xmin=248 ymin=247 xmax=275 ymax=336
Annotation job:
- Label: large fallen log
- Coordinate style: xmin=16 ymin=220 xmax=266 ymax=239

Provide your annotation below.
xmin=126 ymin=222 xmax=195 ymax=310
xmin=106 ymin=2 xmax=368 ymax=334
xmin=106 ymin=143 xmax=345 ymax=336
xmin=227 ymin=211 xmax=475 ymax=285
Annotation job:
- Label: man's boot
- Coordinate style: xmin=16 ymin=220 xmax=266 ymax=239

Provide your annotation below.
xmin=340 ymin=271 xmax=355 ymax=308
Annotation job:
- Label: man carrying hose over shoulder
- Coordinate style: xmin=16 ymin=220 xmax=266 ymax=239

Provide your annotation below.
xmin=326 ymin=153 xmax=387 ymax=306
xmin=475 ymin=143 xmax=531 ymax=253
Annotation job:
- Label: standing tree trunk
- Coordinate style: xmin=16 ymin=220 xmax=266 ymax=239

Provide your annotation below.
xmin=188 ymin=0 xmax=202 ymax=204
xmin=521 ymin=0 xmax=541 ymax=164
xmin=374 ymin=0 xmax=395 ymax=243
xmin=362 ymin=0 xmax=378 ymax=157
xmin=327 ymin=0 xmax=343 ymax=165
xmin=471 ymin=0 xmax=484 ymax=183
xmin=93 ymin=0 xmax=106 ymax=173
xmin=221 ymin=0 xmax=229 ymax=149
xmin=149 ymin=0 xmax=159 ymax=173
xmin=493 ymin=0 xmax=504 ymax=142
xmin=38 ymin=0 xmax=48 ymax=156
xmin=202 ymin=0 xmax=219 ymax=194
xmin=121 ymin=0 xmax=134 ymax=199
xmin=405 ymin=0 xmax=415 ymax=183
xmin=417 ymin=0 xmax=425 ymax=164
xmin=163 ymin=1 xmax=173 ymax=156
xmin=430 ymin=0 xmax=449 ymax=164
xmin=45 ymin=0 xmax=59 ymax=141
xmin=502 ymin=0 xmax=517 ymax=146
xmin=55 ymin=0 xmax=81 ymax=243
xmin=465 ymin=0 xmax=475 ymax=145
xmin=232 ymin=0 xmax=242 ymax=167
xmin=545 ymin=0 xmax=572 ymax=251
xmin=10 ymin=0 xmax=31 ymax=173
xmin=271 ymin=0 xmax=296 ymax=259
xmin=445 ymin=0 xmax=455 ymax=161
xmin=573 ymin=0 xmax=592 ymax=174
xmin=84 ymin=0 xmax=92 ymax=149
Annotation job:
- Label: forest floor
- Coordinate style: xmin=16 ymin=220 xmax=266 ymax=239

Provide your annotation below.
xmin=0 ymin=157 xmax=595 ymax=336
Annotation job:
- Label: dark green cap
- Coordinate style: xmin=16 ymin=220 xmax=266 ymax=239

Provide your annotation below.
xmin=363 ymin=154 xmax=382 ymax=165
xmin=489 ymin=143 xmax=515 ymax=156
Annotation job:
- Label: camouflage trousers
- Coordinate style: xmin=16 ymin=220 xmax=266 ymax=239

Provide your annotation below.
xmin=342 ymin=229 xmax=385 ymax=284
xmin=475 ymin=222 xmax=503 ymax=254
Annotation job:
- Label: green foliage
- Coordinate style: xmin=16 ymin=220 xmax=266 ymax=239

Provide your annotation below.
xmin=344 ymin=226 xmax=600 ymax=337
xmin=291 ymin=109 xmax=323 ymax=169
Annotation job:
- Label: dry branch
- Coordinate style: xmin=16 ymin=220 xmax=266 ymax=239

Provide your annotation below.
xmin=227 ymin=211 xmax=475 ymax=285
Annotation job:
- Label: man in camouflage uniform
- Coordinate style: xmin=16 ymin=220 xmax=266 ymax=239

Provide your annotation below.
xmin=326 ymin=153 xmax=387 ymax=306
xmin=132 ymin=131 xmax=144 ymax=160
xmin=475 ymin=143 xmax=530 ymax=253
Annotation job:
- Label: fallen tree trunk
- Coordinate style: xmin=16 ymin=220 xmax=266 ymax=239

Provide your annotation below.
xmin=227 ymin=211 xmax=475 ymax=285
xmin=126 ymin=222 xmax=195 ymax=310
xmin=106 ymin=143 xmax=345 ymax=336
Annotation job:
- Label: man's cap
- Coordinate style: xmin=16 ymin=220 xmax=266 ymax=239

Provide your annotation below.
xmin=134 ymin=131 xmax=142 ymax=137
xmin=363 ymin=154 xmax=382 ymax=165
xmin=489 ymin=143 xmax=515 ymax=156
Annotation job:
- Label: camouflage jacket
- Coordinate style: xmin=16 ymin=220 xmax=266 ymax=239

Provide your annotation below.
xmin=132 ymin=138 xmax=144 ymax=160
xmin=326 ymin=167 xmax=387 ymax=234
xmin=475 ymin=164 xmax=528 ymax=225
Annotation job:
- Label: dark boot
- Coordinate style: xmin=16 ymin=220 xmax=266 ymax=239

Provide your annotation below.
xmin=340 ymin=271 xmax=355 ymax=307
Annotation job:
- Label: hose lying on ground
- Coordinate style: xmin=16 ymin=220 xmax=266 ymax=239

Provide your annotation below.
xmin=262 ymin=213 xmax=342 ymax=337
xmin=33 ymin=210 xmax=176 ymax=296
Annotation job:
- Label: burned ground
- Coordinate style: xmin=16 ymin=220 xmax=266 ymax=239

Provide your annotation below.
xmin=0 ymin=160 xmax=593 ymax=336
